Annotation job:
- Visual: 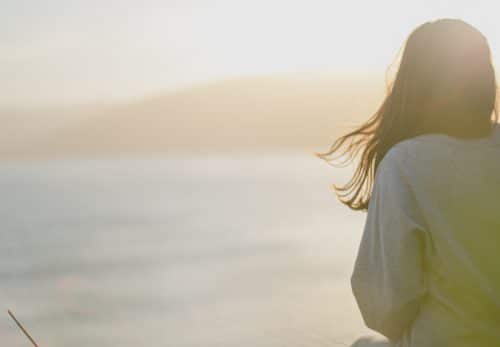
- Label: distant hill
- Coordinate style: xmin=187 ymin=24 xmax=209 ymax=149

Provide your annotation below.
xmin=1 ymin=73 xmax=386 ymax=159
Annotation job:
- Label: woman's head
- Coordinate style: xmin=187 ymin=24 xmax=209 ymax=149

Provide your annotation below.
xmin=317 ymin=18 xmax=498 ymax=211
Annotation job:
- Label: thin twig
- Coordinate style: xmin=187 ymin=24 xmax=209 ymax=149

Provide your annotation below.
xmin=7 ymin=309 xmax=40 ymax=347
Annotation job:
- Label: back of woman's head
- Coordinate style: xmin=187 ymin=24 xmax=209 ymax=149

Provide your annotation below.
xmin=317 ymin=18 xmax=498 ymax=211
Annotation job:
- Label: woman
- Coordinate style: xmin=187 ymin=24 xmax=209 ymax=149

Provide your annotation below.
xmin=316 ymin=19 xmax=500 ymax=346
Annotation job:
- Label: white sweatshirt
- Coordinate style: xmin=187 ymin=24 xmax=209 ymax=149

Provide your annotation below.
xmin=351 ymin=123 xmax=500 ymax=347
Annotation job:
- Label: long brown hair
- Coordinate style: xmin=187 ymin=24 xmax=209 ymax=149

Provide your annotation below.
xmin=316 ymin=18 xmax=498 ymax=211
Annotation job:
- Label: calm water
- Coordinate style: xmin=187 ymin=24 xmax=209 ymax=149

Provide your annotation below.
xmin=0 ymin=152 xmax=372 ymax=346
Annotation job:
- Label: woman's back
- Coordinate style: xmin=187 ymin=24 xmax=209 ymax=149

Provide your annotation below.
xmin=403 ymin=123 xmax=500 ymax=346
xmin=351 ymin=123 xmax=500 ymax=347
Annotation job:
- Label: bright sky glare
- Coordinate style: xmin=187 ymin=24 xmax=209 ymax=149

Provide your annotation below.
xmin=2 ymin=0 xmax=500 ymax=107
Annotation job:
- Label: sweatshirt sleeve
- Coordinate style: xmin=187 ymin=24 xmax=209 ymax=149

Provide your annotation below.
xmin=350 ymin=145 xmax=428 ymax=341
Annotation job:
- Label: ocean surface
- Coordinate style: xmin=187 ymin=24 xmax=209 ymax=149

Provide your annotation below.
xmin=0 ymin=152 xmax=373 ymax=346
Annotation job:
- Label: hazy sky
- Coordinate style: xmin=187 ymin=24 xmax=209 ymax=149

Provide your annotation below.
xmin=2 ymin=0 xmax=500 ymax=107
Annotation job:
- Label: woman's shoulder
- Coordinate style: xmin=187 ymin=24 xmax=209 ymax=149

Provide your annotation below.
xmin=377 ymin=137 xmax=440 ymax=181
xmin=378 ymin=123 xmax=500 ymax=178
xmin=404 ymin=123 xmax=500 ymax=149
xmin=380 ymin=140 xmax=413 ymax=169
xmin=376 ymin=143 xmax=408 ymax=182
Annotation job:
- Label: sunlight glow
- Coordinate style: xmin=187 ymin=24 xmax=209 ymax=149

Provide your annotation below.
xmin=2 ymin=0 xmax=500 ymax=106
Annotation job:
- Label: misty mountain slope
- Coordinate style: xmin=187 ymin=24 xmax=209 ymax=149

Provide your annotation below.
xmin=4 ymin=74 xmax=385 ymax=158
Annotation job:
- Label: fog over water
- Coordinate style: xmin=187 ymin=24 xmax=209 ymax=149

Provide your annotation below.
xmin=0 ymin=152 xmax=373 ymax=346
